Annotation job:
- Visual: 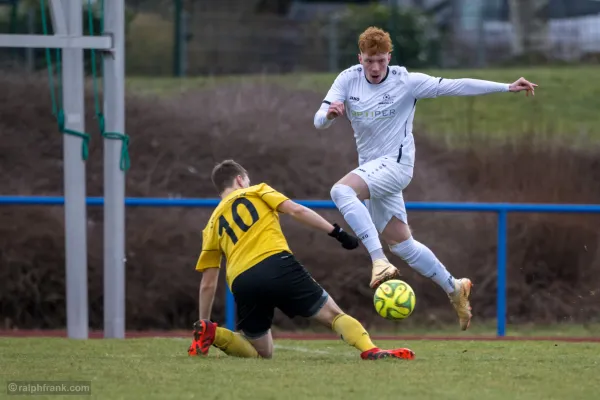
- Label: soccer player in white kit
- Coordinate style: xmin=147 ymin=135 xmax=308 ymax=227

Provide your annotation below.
xmin=313 ymin=27 xmax=537 ymax=330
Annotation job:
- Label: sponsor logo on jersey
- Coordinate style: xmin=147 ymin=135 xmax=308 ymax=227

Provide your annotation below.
xmin=351 ymin=109 xmax=396 ymax=119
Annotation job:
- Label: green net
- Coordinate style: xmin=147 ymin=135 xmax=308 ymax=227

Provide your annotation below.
xmin=39 ymin=0 xmax=130 ymax=171
xmin=40 ymin=0 xmax=90 ymax=160
xmin=88 ymin=0 xmax=130 ymax=171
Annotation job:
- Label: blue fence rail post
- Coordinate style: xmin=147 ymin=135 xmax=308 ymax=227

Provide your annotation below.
xmin=3 ymin=196 xmax=600 ymax=336
xmin=496 ymin=209 xmax=508 ymax=337
xmin=225 ymin=286 xmax=236 ymax=331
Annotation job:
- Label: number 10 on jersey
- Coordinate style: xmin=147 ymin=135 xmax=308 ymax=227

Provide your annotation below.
xmin=218 ymin=198 xmax=259 ymax=244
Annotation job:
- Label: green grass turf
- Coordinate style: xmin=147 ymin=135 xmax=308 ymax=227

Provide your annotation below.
xmin=299 ymin=321 xmax=600 ymax=338
xmin=1 ymin=337 xmax=599 ymax=400
xmin=126 ymin=66 xmax=600 ymax=146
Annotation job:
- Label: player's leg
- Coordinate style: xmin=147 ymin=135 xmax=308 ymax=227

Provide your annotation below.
xmin=188 ymin=319 xmax=261 ymax=358
xmin=310 ymin=296 xmax=415 ymax=360
xmin=226 ymin=266 xmax=278 ymax=358
xmin=331 ymin=171 xmax=386 ymax=263
xmin=379 ymin=200 xmax=473 ymax=330
xmin=241 ymin=330 xmax=274 ymax=359
xmin=329 ymin=158 xmax=400 ymax=288
xmin=189 ymin=262 xmax=278 ymax=358
xmin=274 ymin=254 xmax=414 ymax=360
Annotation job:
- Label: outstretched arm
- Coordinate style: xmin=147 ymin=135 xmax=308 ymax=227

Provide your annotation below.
xmin=278 ymin=199 xmax=335 ymax=233
xmin=410 ymin=73 xmax=537 ymax=99
xmin=199 ymin=267 xmax=219 ymax=320
xmin=277 ymin=199 xmax=359 ymax=250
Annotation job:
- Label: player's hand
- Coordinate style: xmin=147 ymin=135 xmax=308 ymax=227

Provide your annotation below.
xmin=509 ymin=77 xmax=538 ymax=96
xmin=328 ymin=223 xmax=359 ymax=250
xmin=326 ymin=101 xmax=345 ymax=120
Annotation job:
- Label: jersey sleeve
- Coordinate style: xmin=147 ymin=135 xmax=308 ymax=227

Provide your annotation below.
xmin=314 ymin=71 xmax=349 ymax=129
xmin=255 ymin=184 xmax=290 ymax=210
xmin=322 ymin=71 xmax=348 ymax=105
xmin=408 ymin=72 xmax=509 ymax=99
xmin=195 ymin=222 xmax=222 ymax=272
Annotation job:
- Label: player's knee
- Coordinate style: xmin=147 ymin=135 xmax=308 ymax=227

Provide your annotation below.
xmin=330 ymin=183 xmax=356 ymax=205
xmin=258 ymin=349 xmax=273 ymax=359
xmin=381 ymin=218 xmax=412 ymax=244
xmin=389 ymin=237 xmax=421 ymax=264
xmin=251 ymin=340 xmax=274 ymax=359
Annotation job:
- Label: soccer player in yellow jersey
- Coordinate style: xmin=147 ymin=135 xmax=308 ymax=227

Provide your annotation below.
xmin=188 ymin=159 xmax=415 ymax=360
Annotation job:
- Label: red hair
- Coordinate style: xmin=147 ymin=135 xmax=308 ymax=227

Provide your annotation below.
xmin=358 ymin=27 xmax=393 ymax=55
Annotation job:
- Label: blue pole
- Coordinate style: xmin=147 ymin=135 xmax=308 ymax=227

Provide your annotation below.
xmin=225 ymin=286 xmax=236 ymax=331
xmin=2 ymin=196 xmax=600 ymax=214
xmin=496 ymin=210 xmax=508 ymax=337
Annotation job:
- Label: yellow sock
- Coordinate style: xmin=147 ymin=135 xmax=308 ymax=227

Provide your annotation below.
xmin=332 ymin=314 xmax=377 ymax=352
xmin=213 ymin=327 xmax=259 ymax=358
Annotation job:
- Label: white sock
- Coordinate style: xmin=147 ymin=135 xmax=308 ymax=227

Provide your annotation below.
xmin=330 ymin=184 xmax=386 ymax=262
xmin=389 ymin=237 xmax=455 ymax=294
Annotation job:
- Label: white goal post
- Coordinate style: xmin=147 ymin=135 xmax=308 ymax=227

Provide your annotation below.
xmin=0 ymin=0 xmax=126 ymax=340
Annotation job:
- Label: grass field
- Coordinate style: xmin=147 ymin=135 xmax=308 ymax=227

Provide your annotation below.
xmin=1 ymin=336 xmax=599 ymax=400
xmin=325 ymin=321 xmax=600 ymax=338
xmin=127 ymin=66 xmax=600 ymax=146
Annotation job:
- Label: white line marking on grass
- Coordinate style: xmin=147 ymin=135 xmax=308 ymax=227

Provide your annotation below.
xmin=273 ymin=344 xmax=332 ymax=355
xmin=168 ymin=337 xmax=353 ymax=358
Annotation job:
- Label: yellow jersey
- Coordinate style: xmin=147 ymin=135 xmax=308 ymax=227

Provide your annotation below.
xmin=195 ymin=183 xmax=293 ymax=287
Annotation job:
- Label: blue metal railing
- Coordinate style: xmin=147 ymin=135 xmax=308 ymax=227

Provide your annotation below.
xmin=2 ymin=195 xmax=600 ymax=337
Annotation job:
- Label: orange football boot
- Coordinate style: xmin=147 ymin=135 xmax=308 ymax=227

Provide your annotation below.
xmin=187 ymin=319 xmax=217 ymax=356
xmin=360 ymin=347 xmax=415 ymax=360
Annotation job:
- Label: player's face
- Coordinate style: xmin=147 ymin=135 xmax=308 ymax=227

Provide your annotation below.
xmin=358 ymin=52 xmax=391 ymax=84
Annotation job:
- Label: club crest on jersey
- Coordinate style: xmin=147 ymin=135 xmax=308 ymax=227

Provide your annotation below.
xmin=379 ymin=93 xmax=394 ymax=105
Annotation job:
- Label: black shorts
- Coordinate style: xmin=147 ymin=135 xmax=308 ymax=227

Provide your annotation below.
xmin=231 ymin=251 xmax=328 ymax=339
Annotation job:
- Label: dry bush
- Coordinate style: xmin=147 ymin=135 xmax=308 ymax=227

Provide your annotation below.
xmin=0 ymin=72 xmax=599 ymax=331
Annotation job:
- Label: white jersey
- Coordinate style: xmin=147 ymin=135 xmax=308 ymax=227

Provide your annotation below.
xmin=314 ymin=64 xmax=510 ymax=167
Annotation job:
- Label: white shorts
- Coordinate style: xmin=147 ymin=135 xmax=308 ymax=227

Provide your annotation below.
xmin=351 ymin=156 xmax=413 ymax=233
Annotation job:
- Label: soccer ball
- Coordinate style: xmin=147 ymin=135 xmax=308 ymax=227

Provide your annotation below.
xmin=373 ymin=279 xmax=416 ymax=320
